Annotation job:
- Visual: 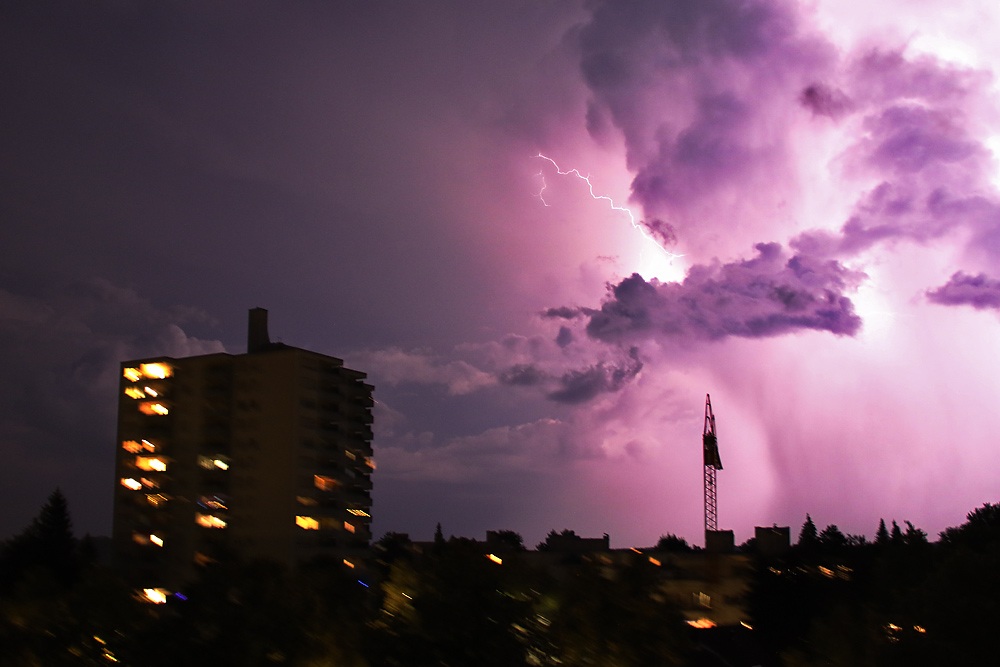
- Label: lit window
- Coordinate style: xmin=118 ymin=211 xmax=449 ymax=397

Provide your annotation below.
xmin=487 ymin=554 xmax=502 ymax=565
xmin=144 ymin=386 xmax=159 ymax=397
xmin=195 ymin=514 xmax=227 ymax=529
xmin=123 ymin=367 xmax=142 ymax=382
xmin=296 ymin=516 xmax=319 ymax=530
xmin=648 ymin=557 xmax=661 ymax=566
xmin=314 ymin=475 xmax=338 ymax=491
xmin=365 ymin=457 xmax=376 ymax=470
xmin=198 ymin=495 xmax=228 ymax=510
xmin=142 ymin=440 xmax=156 ymax=451
xmin=140 ymin=363 xmax=172 ymax=379
xmin=343 ymin=559 xmax=355 ymax=568
xmin=296 ymin=496 xmax=318 ymax=506
xmin=123 ymin=441 xmax=143 ymax=453
xmin=150 ymin=534 xmax=164 ymax=547
xmin=686 ymin=619 xmax=716 ymax=629
xmin=121 ymin=478 xmax=142 ymax=491
xmin=124 ymin=387 xmax=146 ymax=399
xmin=198 ymin=456 xmax=229 ymax=470
xmin=136 ymin=457 xmax=167 ymax=472
xmin=345 ymin=450 xmax=356 ymax=461
xmin=146 ymin=494 xmax=167 ymax=507
xmin=139 ymin=402 xmax=169 ymax=416
xmin=344 ymin=521 xmax=355 ymax=533
xmin=347 ymin=509 xmax=369 ymax=517
xmin=132 ymin=533 xmax=148 ymax=545
xmin=142 ymin=589 xmax=168 ymax=604
xmin=140 ymin=477 xmax=158 ymax=489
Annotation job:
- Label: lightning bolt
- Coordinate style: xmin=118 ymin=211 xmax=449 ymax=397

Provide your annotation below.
xmin=534 ymin=153 xmax=684 ymax=268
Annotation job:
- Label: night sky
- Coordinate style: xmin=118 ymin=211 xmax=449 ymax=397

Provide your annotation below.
xmin=3 ymin=0 xmax=1000 ymax=548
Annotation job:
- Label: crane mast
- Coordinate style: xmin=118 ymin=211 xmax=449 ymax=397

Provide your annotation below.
xmin=703 ymin=394 xmax=723 ymax=533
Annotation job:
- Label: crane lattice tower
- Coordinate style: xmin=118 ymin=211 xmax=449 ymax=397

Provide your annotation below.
xmin=703 ymin=394 xmax=723 ymax=533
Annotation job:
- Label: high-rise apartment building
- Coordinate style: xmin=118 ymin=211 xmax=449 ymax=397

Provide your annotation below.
xmin=112 ymin=309 xmax=374 ymax=593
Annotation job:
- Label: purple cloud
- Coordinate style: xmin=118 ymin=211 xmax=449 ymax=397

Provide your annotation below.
xmin=547 ymin=348 xmax=643 ymax=404
xmin=927 ymin=272 xmax=1000 ymax=309
xmin=581 ymin=243 xmax=863 ymax=344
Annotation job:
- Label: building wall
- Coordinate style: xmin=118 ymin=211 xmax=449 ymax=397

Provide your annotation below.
xmin=112 ymin=339 xmax=373 ymax=591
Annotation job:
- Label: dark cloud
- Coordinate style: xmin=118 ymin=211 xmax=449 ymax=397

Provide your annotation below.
xmin=547 ymin=348 xmax=643 ymax=404
xmin=800 ymin=83 xmax=852 ymax=119
xmin=555 ymin=326 xmax=574 ymax=348
xmin=498 ymin=364 xmax=549 ymax=387
xmin=640 ymin=218 xmax=678 ymax=246
xmin=927 ymin=272 xmax=1000 ymax=309
xmin=581 ymin=243 xmax=863 ymax=344
xmin=542 ymin=306 xmax=586 ymax=320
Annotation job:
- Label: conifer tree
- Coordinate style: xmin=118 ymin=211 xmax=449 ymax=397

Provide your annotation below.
xmin=797 ymin=514 xmax=818 ymax=548
xmin=875 ymin=518 xmax=889 ymax=545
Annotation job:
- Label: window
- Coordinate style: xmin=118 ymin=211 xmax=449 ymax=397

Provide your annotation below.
xmin=195 ymin=514 xmax=227 ymax=529
xmin=123 ymin=367 xmax=142 ymax=382
xmin=121 ymin=478 xmax=142 ymax=491
xmin=314 ymin=475 xmax=339 ymax=491
xmin=296 ymin=516 xmax=319 ymax=530
xmin=140 ymin=363 xmax=173 ymax=379
xmin=124 ymin=387 xmax=146 ymax=399
xmin=344 ymin=521 xmax=356 ymax=533
xmin=198 ymin=456 xmax=229 ymax=470
xmin=135 ymin=457 xmax=167 ymax=472
xmin=197 ymin=495 xmax=228 ymax=510
xmin=347 ymin=509 xmax=369 ymax=517
xmin=123 ymin=441 xmax=143 ymax=453
xmin=139 ymin=402 xmax=169 ymax=415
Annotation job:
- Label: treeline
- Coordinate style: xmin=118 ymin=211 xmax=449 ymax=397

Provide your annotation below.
xmin=3 ymin=492 xmax=1000 ymax=666
xmin=748 ymin=507 xmax=1000 ymax=666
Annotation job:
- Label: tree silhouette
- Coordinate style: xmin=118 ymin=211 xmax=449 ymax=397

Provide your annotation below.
xmin=875 ymin=518 xmax=890 ymax=545
xmin=797 ymin=514 xmax=818 ymax=549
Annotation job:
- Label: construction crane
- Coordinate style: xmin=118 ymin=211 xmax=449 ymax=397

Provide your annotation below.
xmin=703 ymin=394 xmax=723 ymax=533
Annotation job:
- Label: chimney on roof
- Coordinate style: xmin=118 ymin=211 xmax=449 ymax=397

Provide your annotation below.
xmin=248 ymin=308 xmax=270 ymax=353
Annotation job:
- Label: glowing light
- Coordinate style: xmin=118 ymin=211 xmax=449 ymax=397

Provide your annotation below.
xmin=365 ymin=457 xmax=375 ymax=470
xmin=196 ymin=514 xmax=227 ymax=529
xmin=534 ymin=153 xmax=685 ymax=280
xmin=123 ymin=367 xmax=142 ymax=382
xmin=296 ymin=515 xmax=319 ymax=530
xmin=487 ymin=554 xmax=502 ymax=565
xmin=121 ymin=478 xmax=142 ymax=491
xmin=146 ymin=494 xmax=167 ymax=506
xmin=213 ymin=459 xmax=228 ymax=470
xmin=139 ymin=477 xmax=158 ymax=489
xmin=344 ymin=521 xmax=356 ymax=533
xmin=345 ymin=450 xmax=356 ymax=460
xmin=140 ymin=363 xmax=172 ymax=379
xmin=144 ymin=386 xmax=159 ymax=397
xmin=142 ymin=588 xmax=168 ymax=604
xmin=149 ymin=534 xmax=163 ymax=547
xmin=343 ymin=559 xmax=355 ymax=568
xmin=139 ymin=402 xmax=169 ymax=415
xmin=741 ymin=621 xmax=753 ymax=630
xmin=124 ymin=387 xmax=146 ymax=399
xmin=648 ymin=557 xmax=661 ymax=566
xmin=686 ymin=619 xmax=717 ymax=629
xmin=914 ymin=625 xmax=926 ymax=633
xmin=136 ymin=457 xmax=167 ymax=471
xmin=314 ymin=475 xmax=338 ymax=491
xmin=348 ymin=508 xmax=370 ymax=517
xmin=142 ymin=440 xmax=156 ymax=451
xmin=122 ymin=441 xmax=142 ymax=453
xmin=819 ymin=566 xmax=834 ymax=578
